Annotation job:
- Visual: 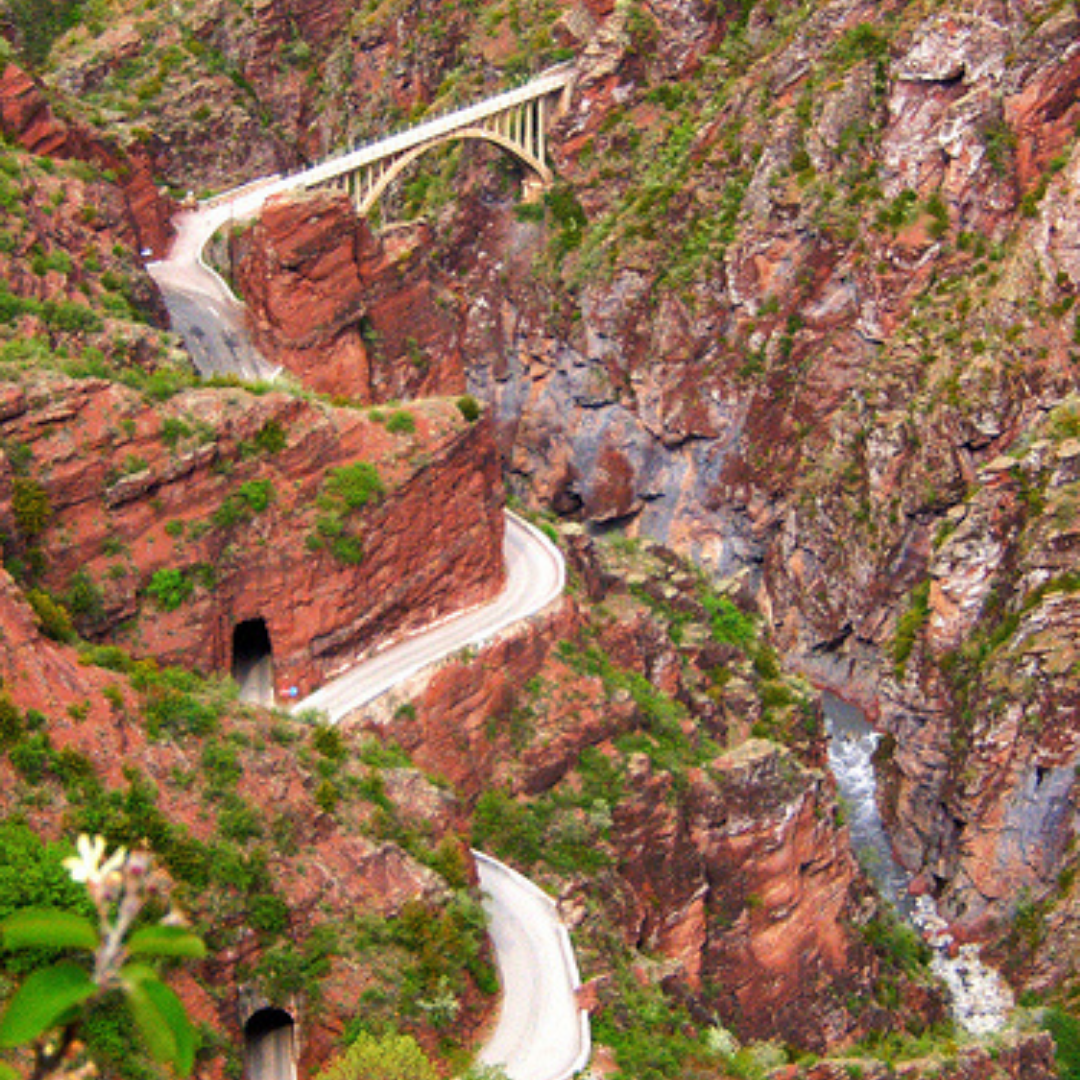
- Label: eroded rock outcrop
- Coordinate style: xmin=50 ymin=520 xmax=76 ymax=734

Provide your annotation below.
xmin=618 ymin=740 xmax=876 ymax=1049
xmin=237 ymin=190 xmax=373 ymax=397
xmin=0 ymin=61 xmax=174 ymax=257
xmin=237 ymin=190 xmax=465 ymax=401
xmin=0 ymin=374 xmax=503 ymax=697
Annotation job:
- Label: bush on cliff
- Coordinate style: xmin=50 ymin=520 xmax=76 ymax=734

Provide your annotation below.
xmin=456 ymin=395 xmax=481 ymax=422
xmin=323 ymin=461 xmax=385 ymax=510
xmin=146 ymin=568 xmax=194 ymax=612
xmin=315 ymin=1031 xmax=437 ymax=1080
xmin=1045 ymin=1007 xmax=1080 ymax=1080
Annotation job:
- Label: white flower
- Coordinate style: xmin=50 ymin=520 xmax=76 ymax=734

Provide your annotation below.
xmin=63 ymin=834 xmax=126 ymax=886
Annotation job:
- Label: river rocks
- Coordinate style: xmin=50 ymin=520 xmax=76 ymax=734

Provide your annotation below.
xmin=0 ymin=373 xmax=503 ymax=698
xmin=911 ymin=896 xmax=1014 ymax=1035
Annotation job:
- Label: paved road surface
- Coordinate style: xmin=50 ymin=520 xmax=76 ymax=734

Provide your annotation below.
xmin=150 ymin=180 xmax=589 ymax=1080
xmin=475 ymin=854 xmax=590 ymax=1080
xmin=147 ymin=200 xmax=279 ymax=380
xmin=295 ymin=513 xmax=564 ymax=723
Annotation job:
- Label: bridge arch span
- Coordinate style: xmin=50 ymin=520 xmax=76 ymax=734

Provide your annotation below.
xmin=348 ymin=126 xmax=551 ymax=216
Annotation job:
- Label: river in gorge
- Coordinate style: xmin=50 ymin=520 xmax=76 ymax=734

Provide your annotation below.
xmin=822 ymin=692 xmax=1014 ymax=1036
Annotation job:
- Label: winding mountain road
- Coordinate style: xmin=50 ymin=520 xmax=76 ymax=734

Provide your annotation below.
xmin=148 ymin=200 xmax=279 ymax=380
xmin=475 ymin=854 xmax=590 ymax=1080
xmin=296 ymin=513 xmax=563 ymax=723
xmin=151 ymin=181 xmax=589 ymax=1080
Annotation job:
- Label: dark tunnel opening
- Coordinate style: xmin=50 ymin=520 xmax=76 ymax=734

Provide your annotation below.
xmin=244 ymin=1007 xmax=295 ymax=1080
xmin=232 ymin=617 xmax=274 ymax=706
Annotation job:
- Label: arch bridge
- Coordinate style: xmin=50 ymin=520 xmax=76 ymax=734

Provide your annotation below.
xmin=294 ymin=64 xmax=575 ymax=215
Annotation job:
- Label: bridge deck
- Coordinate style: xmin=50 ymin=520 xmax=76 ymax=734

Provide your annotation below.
xmin=293 ymin=64 xmax=574 ymax=190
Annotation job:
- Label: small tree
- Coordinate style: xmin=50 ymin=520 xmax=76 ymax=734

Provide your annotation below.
xmin=315 ymin=1031 xmax=438 ymax=1080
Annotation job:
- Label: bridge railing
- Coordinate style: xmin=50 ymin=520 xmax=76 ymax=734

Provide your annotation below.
xmin=282 ymin=62 xmax=574 ymax=191
xmin=197 ymin=61 xmax=575 ymax=216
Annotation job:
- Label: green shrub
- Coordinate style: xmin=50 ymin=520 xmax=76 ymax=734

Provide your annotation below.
xmin=545 ymin=183 xmax=587 ymax=260
xmin=472 ymin=789 xmax=545 ymax=866
xmin=160 ymin=416 xmax=192 ymax=447
xmin=31 ymin=250 xmax=73 ymax=277
xmin=315 ymin=779 xmax=341 ymax=813
xmin=42 ymin=299 xmax=101 ymax=334
xmin=255 ymin=420 xmax=287 ymax=454
xmin=218 ymin=795 xmax=264 ymax=842
xmin=27 ymin=588 xmax=74 ymax=641
xmin=456 ymin=395 xmax=481 ymax=422
xmin=514 ymin=201 xmax=545 ymax=223
xmin=829 ymin=22 xmax=889 ymax=69
xmin=313 ymin=725 xmax=346 ymax=760
xmin=331 ymin=535 xmax=364 ymax=565
xmin=358 ymin=738 xmax=412 ymax=768
xmin=212 ymin=495 xmax=246 ymax=529
xmin=1044 ymin=1007 xmax=1080 ymax=1080
xmin=66 ymin=569 xmax=104 ymax=623
xmin=146 ymin=568 xmax=193 ymax=611
xmin=238 ymin=478 xmax=274 ymax=512
xmin=0 ymin=692 xmax=24 ymax=747
xmin=701 ymin=592 xmax=756 ymax=648
xmin=9 ymin=732 xmax=51 ymax=783
xmin=247 ymin=893 xmax=290 ymax=937
xmin=324 ymin=461 xmax=385 ymax=510
xmin=892 ymin=580 xmax=931 ymax=678
xmin=4 ymin=0 xmax=87 ymax=65
xmin=385 ymin=410 xmax=415 ymax=435
xmin=201 ymin=740 xmax=241 ymax=788
xmin=12 ymin=476 xmax=51 ymax=537
xmin=863 ymin=915 xmax=931 ymax=976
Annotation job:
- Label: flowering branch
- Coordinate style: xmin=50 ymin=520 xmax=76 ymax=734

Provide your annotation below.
xmin=0 ymin=836 xmax=205 ymax=1080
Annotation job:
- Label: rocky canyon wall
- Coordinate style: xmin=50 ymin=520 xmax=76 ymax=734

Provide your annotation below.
xmin=363 ymin=534 xmax=933 ymax=1051
xmin=224 ymin=0 xmax=1080 ymax=943
xmin=0 ymin=374 xmax=503 ymax=697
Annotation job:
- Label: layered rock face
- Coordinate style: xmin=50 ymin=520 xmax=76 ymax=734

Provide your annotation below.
xmin=371 ymin=535 xmax=893 ymax=1049
xmin=0 ymin=374 xmax=503 ymax=697
xmin=237 ymin=190 xmax=464 ymax=401
xmin=619 ymin=741 xmax=876 ymax=1049
xmin=0 ymin=61 xmax=174 ymax=257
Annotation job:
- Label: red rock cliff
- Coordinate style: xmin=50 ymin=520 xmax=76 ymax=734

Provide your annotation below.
xmin=237 ymin=190 xmax=465 ymax=402
xmin=0 ymin=374 xmax=503 ymax=698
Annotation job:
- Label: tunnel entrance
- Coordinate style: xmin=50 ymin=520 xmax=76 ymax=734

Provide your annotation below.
xmin=244 ymin=1008 xmax=296 ymax=1080
xmin=232 ymin=618 xmax=274 ymax=706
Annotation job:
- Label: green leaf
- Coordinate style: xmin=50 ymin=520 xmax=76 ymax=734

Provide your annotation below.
xmin=0 ymin=1062 xmax=21 ymax=1080
xmin=0 ymin=962 xmax=96 ymax=1047
xmin=121 ymin=965 xmax=196 ymax=1077
xmin=128 ymin=925 xmax=206 ymax=959
xmin=0 ymin=909 xmax=100 ymax=952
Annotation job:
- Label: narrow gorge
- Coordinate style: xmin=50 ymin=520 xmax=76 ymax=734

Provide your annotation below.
xmin=0 ymin=0 xmax=1079 ymax=1078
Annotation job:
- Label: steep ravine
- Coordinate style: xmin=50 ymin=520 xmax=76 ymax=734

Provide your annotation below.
xmin=5 ymin=0 xmax=1080 ymax=1072
xmin=232 ymin=0 xmax=1080 ymax=952
xmin=825 ymin=692 xmax=1014 ymax=1036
